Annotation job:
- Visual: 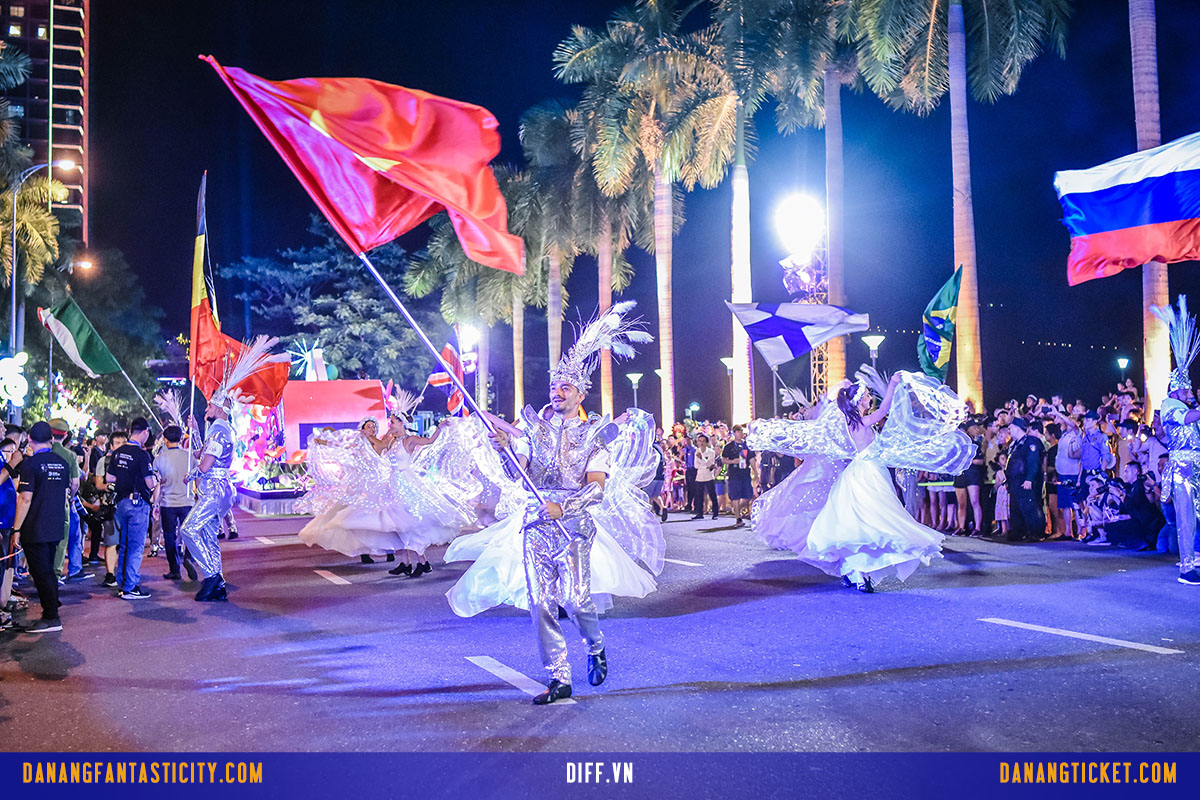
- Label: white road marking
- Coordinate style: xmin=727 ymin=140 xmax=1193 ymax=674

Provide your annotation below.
xmin=255 ymin=537 xmax=278 ymax=546
xmin=314 ymin=569 xmax=351 ymax=586
xmin=466 ymin=655 xmax=576 ymax=704
xmin=980 ymin=618 xmax=1184 ymax=655
xmin=663 ymin=558 xmax=703 ymax=567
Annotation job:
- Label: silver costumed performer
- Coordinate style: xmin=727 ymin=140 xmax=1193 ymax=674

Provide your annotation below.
xmin=181 ymin=416 xmax=235 ymax=586
xmin=1151 ymin=297 xmax=1200 ymax=584
xmin=492 ymin=301 xmax=653 ymax=705
xmin=183 ymin=336 xmax=285 ymax=601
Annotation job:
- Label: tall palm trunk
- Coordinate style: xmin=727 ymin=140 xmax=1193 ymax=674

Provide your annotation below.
xmin=824 ymin=64 xmax=847 ymax=388
xmin=547 ymin=247 xmax=563 ymax=366
xmin=948 ymin=0 xmax=983 ymax=408
xmin=653 ymin=163 xmax=676 ymax=429
xmin=730 ymin=104 xmax=754 ymax=424
xmin=598 ymin=209 xmax=615 ymax=417
xmin=512 ymin=293 xmax=525 ymax=415
xmin=475 ymin=326 xmax=490 ymax=413
xmin=1130 ymin=0 xmax=1168 ymax=408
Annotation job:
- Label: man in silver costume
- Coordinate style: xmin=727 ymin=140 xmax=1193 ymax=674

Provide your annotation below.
xmin=181 ymin=400 xmax=236 ymax=601
xmin=180 ymin=335 xmax=283 ymax=601
xmin=488 ymin=301 xmax=651 ymax=705
xmin=1153 ymin=297 xmax=1200 ymax=585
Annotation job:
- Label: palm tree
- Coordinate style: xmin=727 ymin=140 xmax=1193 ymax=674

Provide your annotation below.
xmin=520 ymin=100 xmax=579 ymax=371
xmin=555 ymin=0 xmax=737 ymax=428
xmin=859 ymin=0 xmax=1071 ymax=408
xmin=0 ymin=176 xmax=67 ymax=289
xmin=1129 ymin=0 xmax=1166 ymax=406
xmin=712 ymin=0 xmax=773 ymax=422
xmin=406 ymin=168 xmax=546 ymax=416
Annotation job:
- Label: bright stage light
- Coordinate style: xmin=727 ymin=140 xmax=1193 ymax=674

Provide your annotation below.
xmin=53 ymin=159 xmax=77 ymax=171
xmin=774 ymin=194 xmax=825 ymax=261
xmin=458 ymin=324 xmax=480 ymax=351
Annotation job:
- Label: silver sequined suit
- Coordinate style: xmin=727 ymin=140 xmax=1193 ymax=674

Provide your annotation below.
xmin=1161 ymin=397 xmax=1200 ymax=573
xmin=181 ymin=418 xmax=236 ymax=578
xmin=516 ymin=406 xmax=609 ymax=684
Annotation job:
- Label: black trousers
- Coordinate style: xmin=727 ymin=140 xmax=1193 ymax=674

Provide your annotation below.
xmin=1009 ymin=487 xmax=1046 ymax=541
xmin=684 ymin=468 xmax=697 ymax=510
xmin=23 ymin=539 xmax=61 ymax=621
xmin=85 ymin=517 xmax=102 ymax=560
xmin=161 ymin=506 xmax=195 ymax=577
xmin=692 ymin=480 xmax=718 ymax=515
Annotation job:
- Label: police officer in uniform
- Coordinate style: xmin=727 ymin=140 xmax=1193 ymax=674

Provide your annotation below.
xmin=1006 ymin=418 xmax=1046 ymax=541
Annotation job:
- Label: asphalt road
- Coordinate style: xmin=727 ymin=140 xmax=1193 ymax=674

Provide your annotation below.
xmin=1 ymin=510 xmax=1197 ymax=752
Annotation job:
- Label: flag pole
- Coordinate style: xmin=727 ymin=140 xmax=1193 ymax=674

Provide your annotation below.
xmin=118 ymin=368 xmax=163 ymax=430
xmin=353 ymin=251 xmax=565 ymax=532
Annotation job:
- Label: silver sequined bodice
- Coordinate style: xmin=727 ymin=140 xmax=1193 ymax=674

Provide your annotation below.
xmin=203 ymin=419 xmax=236 ymax=469
xmin=520 ymin=405 xmax=605 ymax=492
xmin=1163 ymin=398 xmax=1200 ymax=453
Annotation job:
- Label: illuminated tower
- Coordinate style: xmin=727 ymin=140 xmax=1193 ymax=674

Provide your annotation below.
xmin=2 ymin=0 xmax=89 ymax=242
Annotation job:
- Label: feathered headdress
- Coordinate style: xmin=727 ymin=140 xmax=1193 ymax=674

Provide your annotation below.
xmin=154 ymin=390 xmax=185 ymax=429
xmin=1151 ymin=295 xmax=1200 ymax=393
xmin=212 ymin=336 xmax=284 ymax=410
xmin=391 ymin=388 xmax=421 ymax=421
xmin=551 ymin=301 xmax=654 ymax=394
xmin=854 ymin=363 xmax=890 ymax=400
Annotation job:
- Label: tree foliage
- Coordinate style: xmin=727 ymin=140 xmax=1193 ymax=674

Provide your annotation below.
xmin=219 ymin=218 xmax=449 ymax=389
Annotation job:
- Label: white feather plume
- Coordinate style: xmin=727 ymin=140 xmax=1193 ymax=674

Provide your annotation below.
xmin=553 ymin=301 xmax=653 ymax=391
xmin=779 ymin=386 xmax=811 ymax=409
xmin=854 ymin=363 xmax=890 ymax=398
xmin=214 ymin=335 xmax=284 ymax=406
xmin=154 ymin=390 xmax=185 ymax=428
xmin=392 ymin=388 xmax=421 ymax=420
xmin=1151 ymin=294 xmax=1200 ymax=372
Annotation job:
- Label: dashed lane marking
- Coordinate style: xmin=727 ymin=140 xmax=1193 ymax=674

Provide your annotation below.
xmin=663 ymin=558 xmax=703 ymax=567
xmin=466 ymin=655 xmax=577 ymax=704
xmin=979 ymin=618 xmax=1184 ymax=655
xmin=314 ymin=569 xmax=351 ymax=586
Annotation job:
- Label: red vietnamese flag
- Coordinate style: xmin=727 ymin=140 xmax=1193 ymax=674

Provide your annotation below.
xmin=190 ymin=174 xmax=290 ymax=407
xmin=202 ymin=56 xmax=524 ymax=274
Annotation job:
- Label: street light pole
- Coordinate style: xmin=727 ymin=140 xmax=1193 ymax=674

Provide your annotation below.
xmin=720 ymin=357 xmax=735 ymax=423
xmin=626 ymin=372 xmax=643 ymax=409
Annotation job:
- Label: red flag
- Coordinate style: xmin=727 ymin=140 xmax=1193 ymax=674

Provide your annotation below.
xmin=190 ymin=174 xmax=290 ymax=407
xmin=202 ymin=56 xmax=524 ymax=274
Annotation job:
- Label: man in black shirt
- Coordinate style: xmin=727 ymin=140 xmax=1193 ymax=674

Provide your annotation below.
xmin=106 ymin=417 xmax=158 ymax=599
xmin=12 ymin=421 xmax=70 ymax=633
xmin=722 ymin=425 xmax=757 ymax=527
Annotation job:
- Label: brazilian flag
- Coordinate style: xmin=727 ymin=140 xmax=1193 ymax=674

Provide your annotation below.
xmin=917 ymin=268 xmax=962 ymax=381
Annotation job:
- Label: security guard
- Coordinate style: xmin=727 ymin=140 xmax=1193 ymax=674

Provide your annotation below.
xmin=1006 ymin=418 xmax=1046 ymax=541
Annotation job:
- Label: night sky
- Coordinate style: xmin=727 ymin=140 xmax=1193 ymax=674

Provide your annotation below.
xmin=89 ymin=0 xmax=1200 ymax=418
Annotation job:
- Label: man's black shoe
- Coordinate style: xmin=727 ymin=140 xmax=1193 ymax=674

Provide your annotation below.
xmin=195 ymin=575 xmax=228 ymax=601
xmin=360 ymin=554 xmax=375 ymax=564
xmin=217 ymin=532 xmax=226 ymax=540
xmin=690 ymin=514 xmax=703 ymax=520
xmin=101 ymin=572 xmax=117 ymax=588
xmin=388 ymin=562 xmax=412 ymax=576
xmin=532 ymin=680 xmax=572 ymax=705
xmin=587 ymin=649 xmax=607 ymax=686
xmin=227 ymin=531 xmax=238 ymax=541
xmin=23 ymin=618 xmax=63 ymax=634
xmin=410 ymin=561 xmax=432 ymax=577
xmin=1178 ymin=570 xmax=1200 ymax=585
xmin=163 ymin=572 xmax=182 ymax=580
xmin=122 ymin=586 xmax=152 ymax=600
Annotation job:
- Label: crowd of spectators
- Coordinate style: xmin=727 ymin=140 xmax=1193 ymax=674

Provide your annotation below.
xmin=652 ymin=377 xmax=1178 ymax=559
xmin=0 ymin=415 xmax=235 ymax=634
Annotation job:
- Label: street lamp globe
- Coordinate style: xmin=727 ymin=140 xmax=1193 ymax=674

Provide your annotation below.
xmin=773 ymin=193 xmax=825 ymax=261
xmin=1117 ymin=357 xmax=1130 ymax=371
xmin=458 ymin=324 xmax=480 ymax=351
xmin=719 ymin=356 xmax=736 ymax=375
xmin=626 ymin=372 xmax=643 ymax=388
xmin=53 ymin=159 xmax=77 ymax=171
xmin=861 ymin=334 xmax=886 ymax=358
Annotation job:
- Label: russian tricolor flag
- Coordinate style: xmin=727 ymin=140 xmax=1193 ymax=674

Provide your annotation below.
xmin=1055 ymin=131 xmax=1200 ymax=286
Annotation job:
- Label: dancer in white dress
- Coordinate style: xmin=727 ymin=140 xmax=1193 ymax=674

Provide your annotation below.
xmin=297 ymin=392 xmax=469 ymax=564
xmin=750 ymin=370 xmax=973 ymax=592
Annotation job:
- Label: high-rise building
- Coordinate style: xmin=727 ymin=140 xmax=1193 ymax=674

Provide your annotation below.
xmin=1 ymin=0 xmax=88 ymax=243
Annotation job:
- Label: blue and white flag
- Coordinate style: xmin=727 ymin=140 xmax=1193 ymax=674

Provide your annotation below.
xmin=726 ymin=301 xmax=870 ymax=368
